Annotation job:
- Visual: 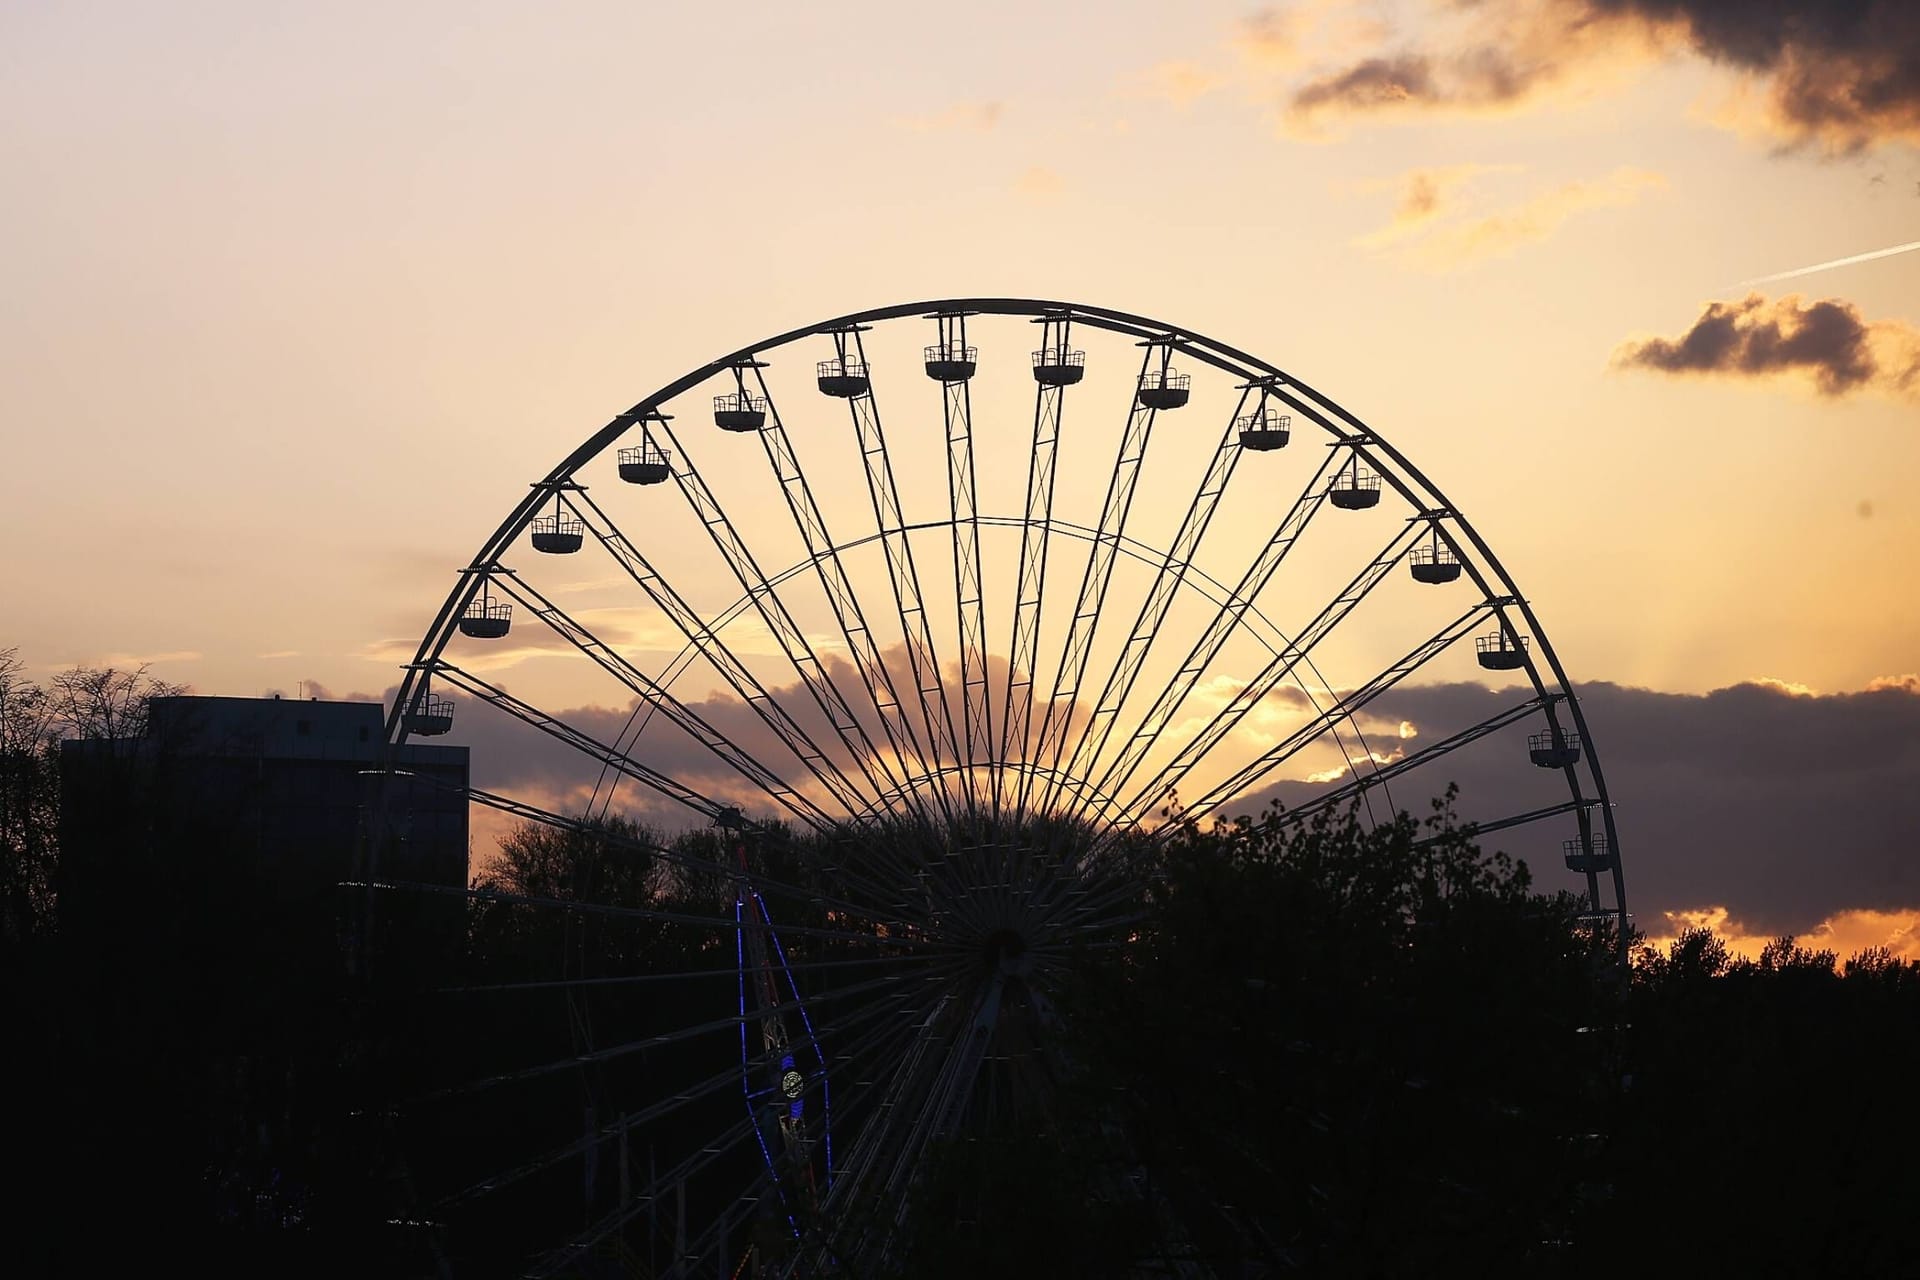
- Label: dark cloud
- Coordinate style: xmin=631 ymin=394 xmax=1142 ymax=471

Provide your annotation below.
xmin=1612 ymin=293 xmax=1920 ymax=398
xmin=1242 ymin=680 xmax=1920 ymax=937
xmin=1283 ymin=0 xmax=1920 ymax=149
xmin=400 ymin=652 xmax=1920 ymax=939
xmin=1591 ymin=0 xmax=1920 ymax=148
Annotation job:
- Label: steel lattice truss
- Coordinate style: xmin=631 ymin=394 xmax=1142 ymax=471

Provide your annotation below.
xmin=368 ymin=299 xmax=1626 ymax=1278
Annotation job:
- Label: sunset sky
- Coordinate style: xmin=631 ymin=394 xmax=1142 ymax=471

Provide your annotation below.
xmin=4 ymin=1 xmax=1916 ymax=955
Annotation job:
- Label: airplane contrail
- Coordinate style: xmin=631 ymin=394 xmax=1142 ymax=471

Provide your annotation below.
xmin=1739 ymin=238 xmax=1920 ymax=287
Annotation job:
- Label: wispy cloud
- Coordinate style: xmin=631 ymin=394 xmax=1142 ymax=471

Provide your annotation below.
xmin=1014 ymin=166 xmax=1066 ymax=201
xmin=1230 ymin=6 xmax=1307 ymax=69
xmin=1229 ymin=1 xmax=1389 ymax=72
xmin=893 ymin=101 xmax=1003 ymax=133
xmin=80 ymin=649 xmax=202 ymax=669
xmin=1356 ymin=165 xmax=1663 ymax=270
xmin=1133 ymin=60 xmax=1222 ymax=107
xmin=1351 ymin=162 xmax=1522 ymax=248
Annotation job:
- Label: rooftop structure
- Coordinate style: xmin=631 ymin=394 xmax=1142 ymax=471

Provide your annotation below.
xmin=59 ymin=695 xmax=469 ymax=921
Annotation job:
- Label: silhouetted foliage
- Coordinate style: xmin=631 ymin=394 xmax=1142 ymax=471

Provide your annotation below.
xmin=0 ymin=648 xmax=61 ymax=955
xmin=894 ymin=794 xmax=1616 ymax=1275
xmin=895 ymin=796 xmax=1920 ymax=1276
xmin=1583 ymin=927 xmax=1920 ymax=1274
xmin=0 ymin=653 xmax=186 ymax=952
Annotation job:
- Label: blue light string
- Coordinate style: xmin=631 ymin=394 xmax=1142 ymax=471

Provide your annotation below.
xmin=736 ymin=895 xmax=799 ymax=1238
xmin=754 ymin=889 xmax=834 ymax=1188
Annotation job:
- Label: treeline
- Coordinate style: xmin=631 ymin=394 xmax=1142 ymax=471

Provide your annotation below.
xmin=0 ymin=651 xmax=186 ymax=954
xmin=896 ymin=796 xmax=1920 ymax=1277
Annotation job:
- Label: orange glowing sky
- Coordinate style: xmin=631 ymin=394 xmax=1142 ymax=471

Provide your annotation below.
xmin=3 ymin=1 xmax=1916 ymax=949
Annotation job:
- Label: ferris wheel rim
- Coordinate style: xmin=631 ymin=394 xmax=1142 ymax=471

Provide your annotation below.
xmin=387 ymin=294 xmax=1623 ymax=930
xmin=373 ymin=296 xmax=1633 ymax=1277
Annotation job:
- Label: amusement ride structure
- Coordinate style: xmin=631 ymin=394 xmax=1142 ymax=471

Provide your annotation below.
xmin=373 ymin=298 xmax=1625 ymax=1276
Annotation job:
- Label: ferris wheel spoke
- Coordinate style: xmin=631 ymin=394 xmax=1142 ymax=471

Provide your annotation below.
xmin=704 ymin=366 xmax=950 ymax=835
xmin=1161 ymin=597 xmax=1504 ymax=833
xmin=931 ymin=311 xmax=995 ymax=820
xmin=641 ymin=416 xmax=929 ymax=823
xmin=521 ymin=1111 xmax=766 ymax=1279
xmin=816 ymin=997 xmax=961 ymax=1228
xmin=1113 ymin=516 xmax=1427 ymax=825
xmin=356 ymin=870 xmax=951 ymax=957
xmin=411 ymin=957 xmax=963 ymax=1107
xmin=563 ymin=989 xmax=955 ymax=1280
xmin=652 ymin=1001 xmax=952 ymax=1280
xmin=1432 ymin=796 xmax=1601 ymax=846
xmin=787 ymin=996 xmax=976 ymax=1263
xmin=825 ymin=330 xmax=965 ymax=812
xmin=559 ymin=486 xmax=879 ymax=821
xmin=1052 ymin=381 xmax=1258 ymax=822
xmin=1025 ymin=848 xmax=1154 ymax=935
xmin=433 ymin=965 xmax=942 ymax=1218
xmin=1029 ymin=336 xmax=1187 ymax=818
xmin=423 ymin=658 xmax=738 ymax=824
xmin=997 ymin=311 xmax=1080 ymax=822
xmin=847 ymin=759 xmax=1130 ymax=829
xmin=851 ymin=1037 xmax=981 ymax=1261
xmin=1274 ymin=692 xmax=1557 ymax=830
xmin=482 ymin=568 xmax=837 ymax=834
xmin=1085 ymin=447 xmax=1342 ymax=815
xmin=434 ymin=946 xmax=958 ymax=997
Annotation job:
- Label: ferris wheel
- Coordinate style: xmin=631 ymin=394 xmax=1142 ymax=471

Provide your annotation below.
xmin=375 ymin=298 xmax=1624 ymax=1276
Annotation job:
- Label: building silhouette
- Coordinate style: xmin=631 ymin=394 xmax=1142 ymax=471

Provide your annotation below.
xmin=51 ymin=694 xmax=472 ymax=1261
xmin=59 ymin=693 xmax=468 ymax=921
